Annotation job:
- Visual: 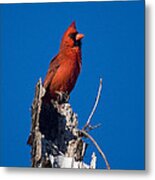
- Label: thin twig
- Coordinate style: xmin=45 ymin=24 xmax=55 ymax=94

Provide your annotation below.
xmin=87 ymin=123 xmax=102 ymax=132
xmin=83 ymin=78 xmax=103 ymax=130
xmin=79 ymin=129 xmax=110 ymax=170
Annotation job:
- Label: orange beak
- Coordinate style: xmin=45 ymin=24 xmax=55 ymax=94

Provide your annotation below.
xmin=76 ymin=33 xmax=84 ymax=41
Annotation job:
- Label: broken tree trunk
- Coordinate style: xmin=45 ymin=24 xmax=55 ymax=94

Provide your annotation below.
xmin=28 ymin=79 xmax=96 ymax=168
xmin=27 ymin=78 xmax=110 ymax=169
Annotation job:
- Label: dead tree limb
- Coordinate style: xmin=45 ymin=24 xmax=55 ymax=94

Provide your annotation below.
xmin=79 ymin=129 xmax=110 ymax=170
xmin=27 ymin=78 xmax=110 ymax=169
xmin=83 ymin=78 xmax=103 ymax=131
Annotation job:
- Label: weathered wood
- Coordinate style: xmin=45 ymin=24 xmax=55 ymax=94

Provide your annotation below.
xmin=28 ymin=79 xmax=96 ymax=168
xmin=28 ymin=78 xmax=110 ymax=169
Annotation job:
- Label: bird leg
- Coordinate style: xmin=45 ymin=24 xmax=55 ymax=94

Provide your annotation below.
xmin=55 ymin=91 xmax=70 ymax=103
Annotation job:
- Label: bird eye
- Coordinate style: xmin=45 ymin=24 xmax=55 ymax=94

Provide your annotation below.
xmin=69 ymin=33 xmax=77 ymax=39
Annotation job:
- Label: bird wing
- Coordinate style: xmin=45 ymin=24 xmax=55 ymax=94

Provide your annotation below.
xmin=43 ymin=54 xmax=60 ymax=89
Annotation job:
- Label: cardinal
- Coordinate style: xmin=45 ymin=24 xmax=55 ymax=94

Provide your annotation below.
xmin=43 ymin=21 xmax=84 ymax=103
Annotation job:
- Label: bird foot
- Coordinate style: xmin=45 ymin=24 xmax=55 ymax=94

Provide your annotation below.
xmin=55 ymin=91 xmax=70 ymax=103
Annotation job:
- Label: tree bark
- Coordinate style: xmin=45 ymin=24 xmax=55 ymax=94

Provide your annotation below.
xmin=27 ymin=79 xmax=97 ymax=168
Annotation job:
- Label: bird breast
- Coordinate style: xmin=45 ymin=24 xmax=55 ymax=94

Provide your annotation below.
xmin=49 ymin=48 xmax=81 ymax=95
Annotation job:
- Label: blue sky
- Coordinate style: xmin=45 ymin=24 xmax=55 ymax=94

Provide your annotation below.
xmin=0 ymin=1 xmax=145 ymax=169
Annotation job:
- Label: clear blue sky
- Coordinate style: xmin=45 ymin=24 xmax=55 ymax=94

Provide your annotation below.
xmin=0 ymin=1 xmax=145 ymax=169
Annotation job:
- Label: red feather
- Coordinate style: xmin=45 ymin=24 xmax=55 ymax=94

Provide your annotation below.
xmin=43 ymin=22 xmax=84 ymax=102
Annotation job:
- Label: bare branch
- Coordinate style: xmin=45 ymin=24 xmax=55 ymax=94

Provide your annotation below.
xmin=87 ymin=123 xmax=102 ymax=132
xmin=83 ymin=78 xmax=103 ymax=130
xmin=79 ymin=129 xmax=110 ymax=170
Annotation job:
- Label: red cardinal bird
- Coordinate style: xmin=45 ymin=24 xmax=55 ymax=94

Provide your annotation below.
xmin=43 ymin=21 xmax=84 ymax=103
xmin=27 ymin=22 xmax=84 ymax=145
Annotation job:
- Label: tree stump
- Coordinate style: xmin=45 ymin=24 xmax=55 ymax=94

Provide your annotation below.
xmin=27 ymin=79 xmax=97 ymax=168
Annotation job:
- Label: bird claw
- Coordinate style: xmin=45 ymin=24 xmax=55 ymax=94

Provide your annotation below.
xmin=55 ymin=91 xmax=70 ymax=103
